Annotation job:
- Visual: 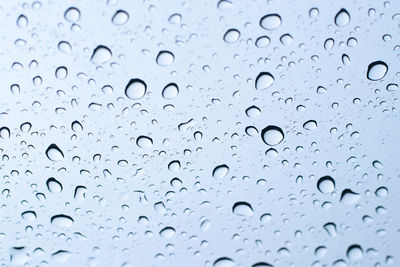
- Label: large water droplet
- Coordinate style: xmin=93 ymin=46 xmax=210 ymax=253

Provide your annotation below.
xmin=159 ymin=226 xmax=175 ymax=238
xmin=46 ymin=177 xmax=63 ymax=193
xmin=51 ymin=214 xmax=74 ymax=227
xmin=112 ymin=10 xmax=129 ymax=25
xmin=212 ymin=164 xmax=229 ymax=178
xmin=162 ymin=83 xmax=179 ymax=99
xmin=223 ymin=29 xmax=240 ymax=43
xmin=260 ymin=14 xmax=282 ymax=30
xmin=232 ymin=201 xmax=254 ymax=216
xmin=91 ymin=45 xmax=112 ymax=65
xmin=367 ymin=61 xmax=388 ymax=81
xmin=334 ymin=8 xmax=350 ymax=26
xmin=21 ymin=211 xmax=37 ymax=222
xmin=340 ymin=189 xmax=360 ymax=205
xmin=347 ymin=245 xmax=363 ymax=260
xmin=0 ymin=127 xmax=10 ymax=139
xmin=255 ymin=72 xmax=274 ymax=90
xmin=55 ymin=66 xmax=68 ymax=80
xmin=317 ymin=176 xmax=335 ymax=193
xmin=213 ymin=257 xmax=236 ymax=267
xmin=136 ymin=136 xmax=153 ymax=148
xmin=303 ymin=120 xmax=317 ymax=130
xmin=261 ymin=126 xmax=284 ymax=146
xmin=45 ymin=144 xmax=64 ymax=161
xmin=156 ymin=51 xmax=174 ymax=66
xmin=125 ymin=79 xmax=147 ymax=100
xmin=64 ymin=7 xmax=80 ymax=22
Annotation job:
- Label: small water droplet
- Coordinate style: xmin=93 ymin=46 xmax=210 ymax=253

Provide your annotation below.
xmin=46 ymin=178 xmax=63 ymax=193
xmin=159 ymin=226 xmax=175 ymax=238
xmin=136 ymin=136 xmax=153 ymax=148
xmin=261 ymin=126 xmax=284 ymax=146
xmin=162 ymin=83 xmax=179 ymax=99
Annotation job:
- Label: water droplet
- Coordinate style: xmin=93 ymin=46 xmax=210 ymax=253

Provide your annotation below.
xmin=303 ymin=120 xmax=317 ymax=130
xmin=340 ymin=189 xmax=360 ymax=205
xmin=51 ymin=214 xmax=74 ymax=227
xmin=168 ymin=13 xmax=182 ymax=24
xmin=0 ymin=127 xmax=10 ymax=139
xmin=64 ymin=7 xmax=80 ymax=22
xmin=168 ymin=160 xmax=181 ymax=171
xmin=255 ymin=72 xmax=274 ymax=90
xmin=125 ymin=79 xmax=147 ymax=100
xmin=136 ymin=136 xmax=153 ymax=148
xmin=334 ymin=8 xmax=350 ymax=26
xmin=91 ymin=45 xmax=112 ymax=65
xmin=323 ymin=222 xmax=337 ymax=237
xmin=260 ymin=213 xmax=272 ymax=223
xmin=372 ymin=160 xmax=383 ymax=169
xmin=232 ymin=201 xmax=253 ymax=216
xmin=317 ymin=176 xmax=335 ymax=193
xmin=71 ymin=121 xmax=83 ymax=132
xmin=255 ymin=36 xmax=270 ymax=48
xmin=74 ymin=186 xmax=87 ymax=201
xmin=223 ymin=29 xmax=240 ymax=43
xmin=112 ymin=10 xmax=129 ymax=25
xmin=252 ymin=262 xmax=273 ymax=267
xmin=162 ymin=83 xmax=179 ymax=99
xmin=159 ymin=226 xmax=175 ymax=238
xmin=52 ymin=250 xmax=71 ymax=264
xmin=17 ymin=15 xmax=28 ymax=28
xmin=347 ymin=245 xmax=363 ymax=260
xmin=245 ymin=105 xmax=261 ymax=117
xmin=375 ymin=186 xmax=388 ymax=197
xmin=156 ymin=50 xmax=174 ymax=66
xmin=261 ymin=126 xmax=284 ymax=146
xmin=46 ymin=177 xmax=63 ymax=193
xmin=55 ymin=66 xmax=68 ymax=80
xmin=45 ymin=144 xmax=64 ymax=161
xmin=367 ymin=61 xmax=388 ymax=81
xmin=21 ymin=211 xmax=37 ymax=222
xmin=212 ymin=164 xmax=229 ymax=178
xmin=260 ymin=14 xmax=282 ymax=30
xmin=213 ymin=257 xmax=236 ymax=267
xmin=386 ymin=83 xmax=398 ymax=91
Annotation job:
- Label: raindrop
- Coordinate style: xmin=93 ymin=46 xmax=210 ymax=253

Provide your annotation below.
xmin=223 ymin=29 xmax=240 ymax=43
xmin=212 ymin=164 xmax=229 ymax=179
xmin=46 ymin=178 xmax=63 ymax=193
xmin=21 ymin=211 xmax=37 ymax=222
xmin=159 ymin=226 xmax=175 ymax=238
xmin=255 ymin=36 xmax=270 ymax=48
xmin=168 ymin=13 xmax=182 ymax=24
xmin=125 ymin=79 xmax=147 ymax=100
xmin=213 ymin=257 xmax=235 ymax=267
xmin=55 ymin=66 xmax=68 ymax=80
xmin=252 ymin=263 xmax=273 ymax=267
xmin=156 ymin=51 xmax=174 ymax=66
xmin=136 ymin=136 xmax=153 ymax=148
xmin=260 ymin=14 xmax=282 ymax=30
xmin=372 ymin=160 xmax=383 ymax=169
xmin=347 ymin=245 xmax=363 ymax=260
xmin=17 ymin=15 xmax=28 ymax=28
xmin=71 ymin=121 xmax=83 ymax=132
xmin=323 ymin=222 xmax=337 ymax=237
xmin=261 ymin=125 xmax=284 ymax=146
xmin=91 ymin=45 xmax=112 ymax=65
xmin=367 ymin=61 xmax=388 ymax=81
xmin=162 ymin=83 xmax=179 ymax=99
xmin=64 ymin=7 xmax=80 ymax=22
xmin=51 ymin=214 xmax=74 ymax=227
xmin=255 ymin=72 xmax=274 ymax=90
xmin=112 ymin=10 xmax=129 ymax=25
xmin=340 ymin=189 xmax=360 ymax=205
xmin=232 ymin=201 xmax=254 ymax=216
xmin=45 ymin=144 xmax=64 ymax=161
xmin=303 ymin=120 xmax=317 ymax=130
xmin=334 ymin=8 xmax=350 ymax=26
xmin=168 ymin=160 xmax=181 ymax=171
xmin=317 ymin=176 xmax=335 ymax=193
xmin=0 ymin=127 xmax=10 ymax=139
xmin=245 ymin=106 xmax=261 ymax=117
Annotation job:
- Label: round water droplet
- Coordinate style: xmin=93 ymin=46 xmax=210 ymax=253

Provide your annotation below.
xmin=58 ymin=41 xmax=72 ymax=53
xmin=136 ymin=136 xmax=153 ymax=148
xmin=255 ymin=36 xmax=270 ymax=48
xmin=46 ymin=178 xmax=63 ymax=193
xmin=159 ymin=226 xmax=175 ymax=238
xmin=213 ymin=257 xmax=235 ymax=267
xmin=255 ymin=72 xmax=274 ymax=90
xmin=51 ymin=214 xmax=74 ymax=227
xmin=168 ymin=13 xmax=182 ymax=24
xmin=260 ymin=14 xmax=282 ymax=30
xmin=317 ymin=176 xmax=335 ymax=193
xmin=45 ymin=144 xmax=64 ymax=161
xmin=375 ymin=186 xmax=388 ymax=198
xmin=347 ymin=245 xmax=363 ymax=260
xmin=223 ymin=29 xmax=240 ymax=43
xmin=367 ymin=61 xmax=388 ymax=81
xmin=156 ymin=51 xmax=174 ymax=66
xmin=91 ymin=45 xmax=112 ymax=65
xmin=334 ymin=8 xmax=350 ymax=26
xmin=64 ymin=7 xmax=80 ymax=22
xmin=245 ymin=105 xmax=261 ymax=117
xmin=232 ymin=201 xmax=253 ymax=216
xmin=168 ymin=160 xmax=181 ymax=171
xmin=162 ymin=83 xmax=179 ymax=99
xmin=303 ymin=120 xmax=317 ymax=130
xmin=55 ymin=66 xmax=68 ymax=80
xmin=212 ymin=164 xmax=229 ymax=178
xmin=112 ymin=10 xmax=129 ymax=25
xmin=125 ymin=79 xmax=147 ymax=100
xmin=20 ymin=122 xmax=32 ymax=133
xmin=261 ymin=126 xmax=284 ymax=146
xmin=260 ymin=213 xmax=272 ymax=223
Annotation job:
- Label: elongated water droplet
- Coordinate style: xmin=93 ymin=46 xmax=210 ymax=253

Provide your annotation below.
xmin=46 ymin=177 xmax=63 ymax=193
xmin=255 ymin=72 xmax=274 ymax=90
xmin=223 ymin=29 xmax=240 ymax=43
xmin=334 ymin=8 xmax=350 ymax=26
xmin=340 ymin=189 xmax=360 ymax=205
xmin=91 ymin=45 xmax=112 ymax=64
xmin=367 ymin=61 xmax=388 ymax=81
xmin=260 ymin=14 xmax=282 ymax=30
xmin=212 ymin=164 xmax=229 ymax=178
xmin=51 ymin=214 xmax=74 ymax=227
xmin=112 ymin=10 xmax=129 ymax=25
xmin=45 ymin=144 xmax=64 ymax=161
